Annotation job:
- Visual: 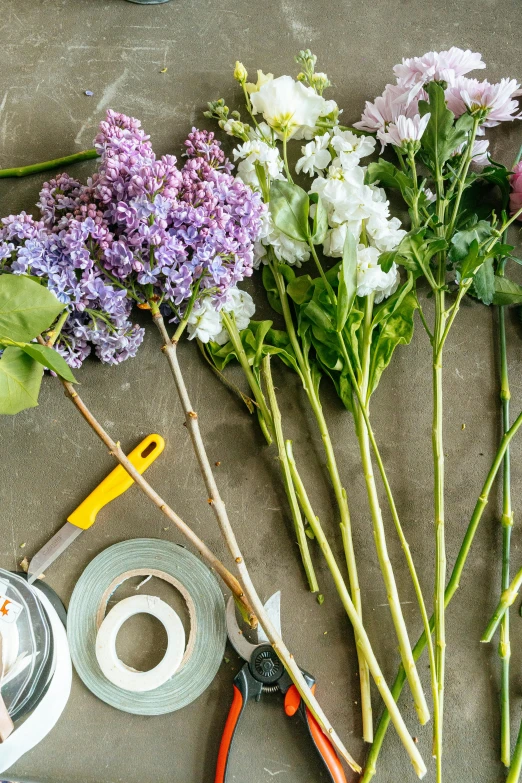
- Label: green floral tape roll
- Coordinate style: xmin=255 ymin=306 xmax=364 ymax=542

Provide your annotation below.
xmin=67 ymin=539 xmax=226 ymax=715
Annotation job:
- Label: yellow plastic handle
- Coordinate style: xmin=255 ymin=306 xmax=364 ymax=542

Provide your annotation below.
xmin=66 ymin=434 xmax=165 ymax=530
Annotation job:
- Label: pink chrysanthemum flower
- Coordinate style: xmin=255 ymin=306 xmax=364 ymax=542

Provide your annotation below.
xmin=385 ymin=113 xmax=431 ymax=149
xmin=354 ymin=84 xmax=421 ymax=146
xmin=445 ymin=77 xmax=522 ymax=126
xmin=393 ymin=47 xmax=485 ymax=87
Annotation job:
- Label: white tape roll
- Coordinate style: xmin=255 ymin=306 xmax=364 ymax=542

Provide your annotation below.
xmin=95 ymin=595 xmax=185 ymax=693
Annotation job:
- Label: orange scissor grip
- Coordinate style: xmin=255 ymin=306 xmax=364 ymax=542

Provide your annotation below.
xmin=215 ymin=685 xmax=243 ymax=783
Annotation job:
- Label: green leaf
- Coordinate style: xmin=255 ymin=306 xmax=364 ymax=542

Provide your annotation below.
xmin=261 ymin=264 xmax=283 ymax=315
xmin=366 ymin=160 xmax=414 ymax=205
xmin=269 ymin=181 xmax=310 ymax=243
xmin=473 ymin=256 xmax=495 ymax=305
xmin=368 ymin=292 xmax=418 ymax=394
xmin=0 ymin=347 xmax=44 ymax=414
xmin=419 ymin=82 xmax=472 ymax=169
xmin=12 ymin=343 xmax=77 ymax=383
xmin=458 ymin=238 xmax=480 ymax=280
xmin=378 ymin=250 xmax=398 ymax=274
xmin=0 ymin=274 xmax=65 ymax=342
xmin=492 ymin=276 xmax=522 ymax=306
xmin=336 ymin=231 xmax=357 ymax=332
xmin=310 ymin=197 xmax=328 ymax=245
xmin=287 ymin=275 xmax=314 ymax=304
xmin=449 ymin=220 xmax=493 ymax=263
xmin=303 ymin=299 xmax=335 ymax=332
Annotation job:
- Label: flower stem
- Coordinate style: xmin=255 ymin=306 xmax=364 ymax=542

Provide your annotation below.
xmin=361 ymin=408 xmax=522 ymax=782
xmin=507 ymin=718 xmax=522 ymax=783
xmin=0 ymin=149 xmax=99 ymax=178
xmin=268 ymin=255 xmax=372 ymax=741
xmin=262 ymin=355 xmax=319 ymax=593
xmin=150 ymin=314 xmax=358 ymax=770
xmin=354 ymin=295 xmax=429 ymax=726
xmin=281 ymin=130 xmax=293 ymax=183
xmin=497 ymin=250 xmax=513 ymax=766
xmin=284 ymin=439 xmax=427 ymax=779
xmin=482 ymin=566 xmax=522 ymax=642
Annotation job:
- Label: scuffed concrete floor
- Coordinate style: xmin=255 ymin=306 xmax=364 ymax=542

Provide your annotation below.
xmin=1 ymin=1 xmax=522 ymax=781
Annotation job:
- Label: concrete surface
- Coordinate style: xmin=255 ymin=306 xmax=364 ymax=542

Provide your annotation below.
xmin=1 ymin=1 xmax=522 ymax=781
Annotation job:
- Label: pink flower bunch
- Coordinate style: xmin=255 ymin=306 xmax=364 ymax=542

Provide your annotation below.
xmin=509 ymin=161 xmax=522 ymax=220
xmin=355 ymin=47 xmax=521 ymax=156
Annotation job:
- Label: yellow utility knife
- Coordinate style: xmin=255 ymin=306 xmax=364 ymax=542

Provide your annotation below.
xmin=27 ymin=434 xmax=165 ymax=584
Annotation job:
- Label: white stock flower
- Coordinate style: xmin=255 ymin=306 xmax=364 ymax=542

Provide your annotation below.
xmin=330 ymin=128 xmax=376 ymax=169
xmin=254 ymin=210 xmax=310 ymax=268
xmin=296 ymin=134 xmax=332 ymax=176
xmin=356 ymin=245 xmax=399 ymax=302
xmin=250 ymin=75 xmax=332 ymax=139
xmin=187 ymin=298 xmax=223 ymax=343
xmin=234 ymin=139 xmax=284 ymax=188
xmin=366 ymin=215 xmax=406 ymax=253
xmin=213 ymin=289 xmax=256 ymax=345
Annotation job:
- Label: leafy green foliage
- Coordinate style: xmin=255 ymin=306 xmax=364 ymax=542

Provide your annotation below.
xmin=0 ymin=274 xmax=64 ymax=342
xmin=419 ymin=82 xmax=473 ymax=170
xmin=492 ymin=277 xmax=522 ymax=306
xmin=472 ymin=257 xmax=495 ymax=305
xmin=336 ymin=231 xmax=357 ymax=332
xmin=310 ymin=197 xmax=328 ymax=245
xmin=0 ymin=347 xmax=44 ymax=415
xmin=366 ymin=160 xmax=415 ymax=206
xmin=270 ymin=181 xmax=310 ymax=243
xmin=0 ymin=274 xmax=72 ymax=415
xmin=368 ymin=291 xmax=418 ymax=394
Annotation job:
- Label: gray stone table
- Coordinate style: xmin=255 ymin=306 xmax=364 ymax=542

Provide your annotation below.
xmin=1 ymin=1 xmax=522 ymax=781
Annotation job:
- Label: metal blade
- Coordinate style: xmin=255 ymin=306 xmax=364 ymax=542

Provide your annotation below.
xmin=257 ymin=591 xmax=281 ymax=644
xmin=27 ymin=522 xmax=82 ymax=584
xmin=225 ymin=597 xmax=261 ymax=662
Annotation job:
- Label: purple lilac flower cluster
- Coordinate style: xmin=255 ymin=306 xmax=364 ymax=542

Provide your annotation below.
xmin=0 ymin=211 xmax=144 ymax=367
xmin=0 ymin=111 xmax=265 ymax=368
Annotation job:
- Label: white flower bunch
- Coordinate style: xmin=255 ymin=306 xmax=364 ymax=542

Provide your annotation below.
xmin=187 ymin=288 xmax=256 ymax=344
xmin=301 ymin=129 xmax=405 ymax=303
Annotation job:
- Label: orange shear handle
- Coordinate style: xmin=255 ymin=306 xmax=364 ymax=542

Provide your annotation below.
xmin=215 ymin=685 xmax=244 ymax=783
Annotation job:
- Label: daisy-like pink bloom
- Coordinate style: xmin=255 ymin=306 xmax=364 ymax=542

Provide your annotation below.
xmin=385 ymin=113 xmax=431 ymax=149
xmin=354 ymin=83 xmax=420 ymax=147
xmin=446 ymin=77 xmax=522 ymax=126
xmin=394 ymin=47 xmax=485 ymax=87
xmin=509 ymin=161 xmax=522 ymax=219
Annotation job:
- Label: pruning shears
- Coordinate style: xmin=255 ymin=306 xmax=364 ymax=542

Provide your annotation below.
xmin=215 ymin=592 xmax=348 ymax=783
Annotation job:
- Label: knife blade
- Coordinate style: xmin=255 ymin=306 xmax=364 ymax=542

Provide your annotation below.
xmin=27 ymin=433 xmax=165 ymax=584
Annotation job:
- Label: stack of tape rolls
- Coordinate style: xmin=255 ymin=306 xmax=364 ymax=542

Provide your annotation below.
xmin=67 ymin=539 xmax=226 ymax=714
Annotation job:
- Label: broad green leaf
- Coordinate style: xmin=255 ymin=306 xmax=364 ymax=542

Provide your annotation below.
xmin=13 ymin=343 xmax=77 ymax=383
xmin=303 ymin=299 xmax=335 ymax=332
xmin=366 ymin=160 xmax=414 ymax=205
xmin=449 ymin=220 xmax=492 ymax=263
xmin=378 ymin=250 xmax=398 ymax=274
xmin=0 ymin=274 xmax=65 ymax=342
xmin=458 ymin=238 xmax=480 ymax=280
xmin=472 ymin=256 xmax=495 ymax=305
xmin=261 ymin=264 xmax=283 ymax=315
xmin=336 ymin=231 xmax=357 ymax=332
xmin=368 ymin=292 xmax=418 ymax=394
xmin=269 ymin=181 xmax=310 ymax=243
xmin=372 ymin=276 xmax=413 ymax=328
xmin=419 ymin=82 xmax=472 ymax=169
xmin=287 ymin=275 xmax=313 ymax=304
xmin=310 ymin=197 xmax=328 ymax=245
xmin=0 ymin=347 xmax=44 ymax=415
xmin=492 ymin=276 xmax=522 ymax=306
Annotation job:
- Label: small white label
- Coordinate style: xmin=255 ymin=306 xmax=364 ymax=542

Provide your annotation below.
xmin=0 ymin=582 xmax=23 ymax=624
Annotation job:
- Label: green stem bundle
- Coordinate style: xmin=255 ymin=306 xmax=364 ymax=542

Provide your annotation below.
xmin=361 ymin=408 xmax=522 ymax=782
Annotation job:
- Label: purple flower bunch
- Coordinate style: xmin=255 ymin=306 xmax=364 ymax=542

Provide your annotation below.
xmin=0 ymin=110 xmax=265 ymax=368
xmin=0 ymin=210 xmax=144 ymax=367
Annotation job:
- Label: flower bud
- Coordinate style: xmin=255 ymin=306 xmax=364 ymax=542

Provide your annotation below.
xmin=234 ymin=61 xmax=248 ymax=84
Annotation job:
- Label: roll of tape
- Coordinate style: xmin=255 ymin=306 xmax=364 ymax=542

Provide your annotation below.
xmin=67 ymin=539 xmax=226 ymax=715
xmin=95 ymin=595 xmax=185 ymax=692
xmin=0 ymin=589 xmax=71 ymax=774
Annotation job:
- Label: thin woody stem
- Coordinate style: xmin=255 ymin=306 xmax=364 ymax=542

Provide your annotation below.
xmin=507 ymin=718 xmax=522 ymax=783
xmin=482 ymin=565 xmax=522 ymax=642
xmin=151 ymin=313 xmax=359 ymax=771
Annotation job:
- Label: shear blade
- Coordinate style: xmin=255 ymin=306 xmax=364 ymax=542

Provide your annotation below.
xmin=225 ymin=590 xmax=282 ymax=662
